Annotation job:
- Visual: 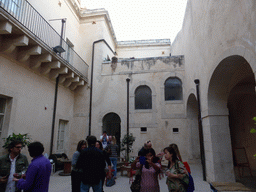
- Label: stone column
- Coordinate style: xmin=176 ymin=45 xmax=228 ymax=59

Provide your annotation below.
xmin=202 ymin=112 xmax=235 ymax=182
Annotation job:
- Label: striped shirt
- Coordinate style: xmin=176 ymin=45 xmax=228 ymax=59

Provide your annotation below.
xmin=105 ymin=144 xmax=118 ymax=158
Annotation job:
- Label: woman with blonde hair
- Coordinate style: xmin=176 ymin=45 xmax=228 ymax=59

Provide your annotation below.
xmin=105 ymin=136 xmax=119 ymax=178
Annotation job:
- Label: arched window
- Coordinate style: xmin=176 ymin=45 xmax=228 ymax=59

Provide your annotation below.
xmin=135 ymin=85 xmax=152 ymax=109
xmin=165 ymin=78 xmax=182 ymax=100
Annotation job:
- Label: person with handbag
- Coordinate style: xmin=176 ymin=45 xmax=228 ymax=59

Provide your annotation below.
xmin=169 ymin=143 xmax=195 ymax=192
xmin=164 ymin=147 xmax=189 ymax=192
xmin=131 ymin=148 xmax=161 ymax=192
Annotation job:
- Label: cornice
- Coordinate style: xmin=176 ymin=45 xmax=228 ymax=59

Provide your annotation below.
xmin=117 ymin=39 xmax=171 ymax=48
xmin=79 ymin=8 xmax=118 ymax=46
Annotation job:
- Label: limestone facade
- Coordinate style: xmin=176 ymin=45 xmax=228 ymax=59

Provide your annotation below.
xmin=0 ymin=0 xmax=255 ymax=183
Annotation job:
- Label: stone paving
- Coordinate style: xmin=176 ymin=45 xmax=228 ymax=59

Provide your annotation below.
xmin=49 ymin=163 xmax=212 ymax=192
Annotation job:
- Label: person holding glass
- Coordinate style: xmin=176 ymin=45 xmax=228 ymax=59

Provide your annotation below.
xmin=0 ymin=140 xmax=28 ymax=192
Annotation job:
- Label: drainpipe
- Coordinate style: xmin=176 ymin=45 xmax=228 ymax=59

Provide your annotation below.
xmin=49 ymin=19 xmax=66 ymax=155
xmin=126 ymin=78 xmax=130 ymax=161
xmin=88 ymin=39 xmax=116 ymax=136
xmin=194 ymin=79 xmax=206 ymax=181
xmin=50 ymin=76 xmax=59 ymax=155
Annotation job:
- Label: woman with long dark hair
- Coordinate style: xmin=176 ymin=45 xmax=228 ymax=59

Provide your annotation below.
xmin=71 ymin=140 xmax=87 ymax=192
xmin=164 ymin=147 xmax=189 ymax=192
xmin=96 ymin=140 xmax=112 ymax=191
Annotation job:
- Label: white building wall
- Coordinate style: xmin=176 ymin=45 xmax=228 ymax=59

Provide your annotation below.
xmin=0 ymin=55 xmax=74 ymax=159
xmin=172 ymin=0 xmax=256 ymax=182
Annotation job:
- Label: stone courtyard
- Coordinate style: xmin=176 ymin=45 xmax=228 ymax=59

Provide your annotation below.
xmin=48 ymin=163 xmax=256 ymax=192
xmin=49 ymin=164 xmax=210 ymax=192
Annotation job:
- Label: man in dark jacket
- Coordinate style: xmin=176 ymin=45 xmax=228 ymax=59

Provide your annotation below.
xmin=76 ymin=135 xmax=106 ymax=192
xmin=0 ymin=140 xmax=29 ymax=192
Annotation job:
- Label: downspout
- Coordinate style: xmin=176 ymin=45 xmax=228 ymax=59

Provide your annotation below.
xmin=194 ymin=79 xmax=206 ymax=181
xmin=126 ymin=78 xmax=130 ymax=161
xmin=49 ymin=19 xmax=66 ymax=155
xmin=88 ymin=39 xmax=116 ymax=136
xmin=50 ymin=76 xmax=59 ymax=155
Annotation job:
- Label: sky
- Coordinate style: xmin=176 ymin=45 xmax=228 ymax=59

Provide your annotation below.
xmin=82 ymin=0 xmax=188 ymax=42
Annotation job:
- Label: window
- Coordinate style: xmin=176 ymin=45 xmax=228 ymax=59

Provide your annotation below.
xmin=57 ymin=120 xmax=68 ymax=152
xmin=0 ymin=98 xmax=6 ymax=138
xmin=173 ymin=128 xmax=179 ymax=133
xmin=0 ymin=0 xmax=22 ymax=16
xmin=66 ymin=38 xmax=74 ymax=63
xmin=165 ymin=78 xmax=182 ymax=100
xmin=141 ymin=127 xmax=147 ymax=133
xmin=135 ymin=85 xmax=152 ymax=109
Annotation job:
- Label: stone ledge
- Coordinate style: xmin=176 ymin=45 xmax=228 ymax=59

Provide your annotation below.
xmin=210 ymin=182 xmax=252 ymax=192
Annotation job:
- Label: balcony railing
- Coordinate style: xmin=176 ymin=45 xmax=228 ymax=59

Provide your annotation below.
xmin=0 ymin=0 xmax=88 ymax=79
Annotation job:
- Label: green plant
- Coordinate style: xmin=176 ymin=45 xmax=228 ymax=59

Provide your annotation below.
xmin=120 ymin=133 xmax=136 ymax=161
xmin=2 ymin=133 xmax=31 ymax=149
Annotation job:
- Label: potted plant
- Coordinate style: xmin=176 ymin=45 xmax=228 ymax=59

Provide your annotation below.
xmin=2 ymin=133 xmax=31 ymax=149
xmin=120 ymin=133 xmax=136 ymax=162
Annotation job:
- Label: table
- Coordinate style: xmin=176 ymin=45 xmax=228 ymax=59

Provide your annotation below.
xmin=210 ymin=182 xmax=251 ymax=192
xmin=58 ymin=160 xmax=72 ymax=176
xmin=120 ymin=165 xmax=131 ymax=177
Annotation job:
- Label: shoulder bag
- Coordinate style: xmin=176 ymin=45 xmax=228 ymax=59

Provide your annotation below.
xmin=130 ymin=165 xmax=143 ymax=192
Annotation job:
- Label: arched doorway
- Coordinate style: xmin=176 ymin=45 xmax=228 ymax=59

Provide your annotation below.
xmin=186 ymin=93 xmax=200 ymax=163
xmin=103 ymin=113 xmax=121 ymax=154
xmin=208 ymin=55 xmax=256 ymax=182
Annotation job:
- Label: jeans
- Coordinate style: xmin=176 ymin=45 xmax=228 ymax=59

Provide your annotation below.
xmin=80 ymin=180 xmax=102 ymax=192
xmin=109 ymin=157 xmax=117 ymax=177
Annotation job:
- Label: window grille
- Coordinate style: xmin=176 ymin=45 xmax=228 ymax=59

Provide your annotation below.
xmin=135 ymin=85 xmax=152 ymax=109
xmin=165 ymin=78 xmax=183 ymax=100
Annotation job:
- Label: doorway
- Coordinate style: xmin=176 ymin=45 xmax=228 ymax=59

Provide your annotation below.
xmin=102 ymin=113 xmax=121 ymax=155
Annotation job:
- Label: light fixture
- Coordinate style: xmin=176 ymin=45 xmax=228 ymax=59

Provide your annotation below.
xmin=53 ymin=45 xmax=65 ymax=54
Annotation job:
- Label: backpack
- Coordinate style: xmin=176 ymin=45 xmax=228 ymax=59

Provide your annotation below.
xmin=187 ymin=172 xmax=195 ymax=192
xmin=106 ymin=176 xmax=115 ymax=187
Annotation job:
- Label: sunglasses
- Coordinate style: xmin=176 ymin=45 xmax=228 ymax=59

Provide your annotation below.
xmin=14 ymin=146 xmax=23 ymax=149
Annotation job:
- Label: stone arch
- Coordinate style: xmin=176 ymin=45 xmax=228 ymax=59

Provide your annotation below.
xmin=102 ymin=112 xmax=121 ymax=151
xmin=206 ymin=46 xmax=256 ymax=95
xmin=131 ymin=81 xmax=157 ymax=97
xmin=206 ymin=51 xmax=256 ymax=182
xmin=186 ymin=93 xmax=200 ymax=163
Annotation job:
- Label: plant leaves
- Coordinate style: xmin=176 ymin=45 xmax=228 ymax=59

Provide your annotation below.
xmin=2 ymin=133 xmax=31 ymax=149
xmin=250 ymin=129 xmax=256 ymax=134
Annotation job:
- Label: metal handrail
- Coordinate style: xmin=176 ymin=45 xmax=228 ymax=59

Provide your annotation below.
xmin=0 ymin=0 xmax=88 ymax=79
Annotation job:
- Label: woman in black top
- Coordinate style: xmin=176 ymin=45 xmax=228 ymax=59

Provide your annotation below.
xmin=96 ymin=140 xmax=112 ymax=191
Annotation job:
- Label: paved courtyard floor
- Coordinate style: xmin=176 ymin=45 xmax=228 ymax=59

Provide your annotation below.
xmin=49 ymin=163 xmax=212 ymax=192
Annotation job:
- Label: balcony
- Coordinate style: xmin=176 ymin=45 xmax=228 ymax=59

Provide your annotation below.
xmin=0 ymin=0 xmax=88 ymax=90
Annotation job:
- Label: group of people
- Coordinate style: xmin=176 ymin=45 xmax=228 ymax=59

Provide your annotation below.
xmin=71 ymin=132 xmax=119 ymax=192
xmin=131 ymin=141 xmax=193 ymax=192
xmin=0 ymin=140 xmax=51 ymax=192
xmin=0 ymin=135 xmax=193 ymax=192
